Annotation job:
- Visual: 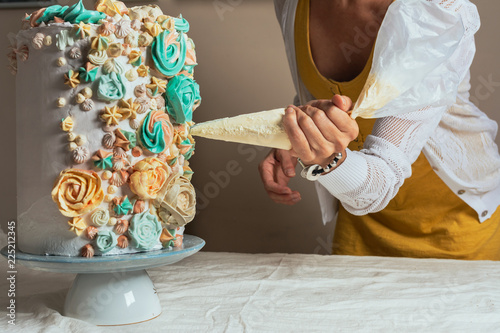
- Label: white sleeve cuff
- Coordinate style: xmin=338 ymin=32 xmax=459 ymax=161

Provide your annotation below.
xmin=317 ymin=149 xmax=368 ymax=196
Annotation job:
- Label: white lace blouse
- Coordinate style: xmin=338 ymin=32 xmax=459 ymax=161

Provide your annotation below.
xmin=274 ymin=0 xmax=500 ymax=224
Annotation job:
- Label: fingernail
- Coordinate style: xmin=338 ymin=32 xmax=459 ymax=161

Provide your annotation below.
xmin=285 ymin=169 xmax=295 ymax=177
xmin=286 ymin=107 xmax=294 ymax=114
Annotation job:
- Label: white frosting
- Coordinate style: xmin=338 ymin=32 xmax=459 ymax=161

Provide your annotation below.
xmin=190 ymin=108 xmax=292 ymax=150
xmin=14 ymin=24 xmax=180 ymax=256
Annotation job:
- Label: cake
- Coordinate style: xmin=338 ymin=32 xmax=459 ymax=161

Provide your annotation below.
xmin=8 ymin=0 xmax=201 ymax=257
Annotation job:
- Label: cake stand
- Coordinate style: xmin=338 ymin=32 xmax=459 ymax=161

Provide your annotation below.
xmin=0 ymin=234 xmax=205 ymax=326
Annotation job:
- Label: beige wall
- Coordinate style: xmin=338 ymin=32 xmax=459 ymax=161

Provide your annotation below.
xmin=1 ymin=0 xmax=499 ymax=254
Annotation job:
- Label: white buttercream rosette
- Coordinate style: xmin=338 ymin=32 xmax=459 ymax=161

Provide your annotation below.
xmin=153 ymin=174 xmax=195 ymax=228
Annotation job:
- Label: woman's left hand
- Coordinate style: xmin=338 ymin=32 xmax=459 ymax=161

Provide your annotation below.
xmin=283 ymin=95 xmax=359 ymax=168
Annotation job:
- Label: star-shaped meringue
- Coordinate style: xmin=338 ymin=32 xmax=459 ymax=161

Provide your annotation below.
xmin=100 ymin=105 xmax=122 ymax=126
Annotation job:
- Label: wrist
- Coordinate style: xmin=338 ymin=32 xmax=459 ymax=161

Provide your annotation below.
xmin=298 ymin=152 xmax=344 ymax=181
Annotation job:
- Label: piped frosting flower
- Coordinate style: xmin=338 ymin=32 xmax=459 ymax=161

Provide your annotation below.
xmin=100 ymin=105 xmax=122 ymax=126
xmin=113 ymin=195 xmax=133 ymax=216
xmin=153 ymin=174 xmax=196 ymax=227
xmin=92 ymin=149 xmax=113 ymax=169
xmin=152 ymin=29 xmax=186 ymax=77
xmin=97 ymin=72 xmax=126 ymax=101
xmin=117 ymin=98 xmax=138 ymax=120
xmin=51 ymin=169 xmax=104 ymax=217
xmin=128 ymin=211 xmax=162 ymax=251
xmin=129 ymin=157 xmax=171 ymax=200
xmin=91 ymin=208 xmax=110 ymax=227
xmin=68 ymin=217 xmax=87 ymax=236
xmin=96 ymin=230 xmax=118 ymax=253
xmin=138 ymin=110 xmax=174 ymax=154
xmin=165 ymin=74 xmax=200 ymax=123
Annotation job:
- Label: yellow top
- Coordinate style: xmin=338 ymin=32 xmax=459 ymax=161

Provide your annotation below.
xmin=295 ymin=0 xmax=500 ymax=260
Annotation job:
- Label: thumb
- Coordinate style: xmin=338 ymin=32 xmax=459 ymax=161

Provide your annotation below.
xmin=331 ymin=95 xmax=353 ymax=112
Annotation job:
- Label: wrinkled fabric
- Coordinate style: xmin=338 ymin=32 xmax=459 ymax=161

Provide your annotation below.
xmin=1 ymin=249 xmax=500 ymax=332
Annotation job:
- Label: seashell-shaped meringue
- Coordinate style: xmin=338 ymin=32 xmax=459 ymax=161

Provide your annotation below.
xmin=135 ymin=97 xmax=150 ymax=114
xmin=88 ymin=49 xmax=108 ymax=65
xmin=98 ymin=21 xmax=116 ymax=36
xmin=43 ymin=35 xmax=52 ymax=46
xmin=81 ymin=99 xmax=94 ymax=112
xmin=109 ymin=171 xmax=127 ymax=187
xmin=155 ymin=95 xmax=165 ymax=109
xmin=102 ymin=58 xmax=125 ymax=74
xmin=113 ymin=147 xmax=128 ymax=158
xmin=117 ymin=235 xmax=129 ymax=248
xmin=115 ymin=19 xmax=132 ymax=38
xmin=72 ymin=146 xmax=90 ymax=164
xmin=134 ymin=84 xmax=146 ymax=98
xmin=133 ymin=200 xmax=146 ymax=214
xmin=129 ymin=118 xmax=140 ymax=130
xmin=32 ymin=33 xmax=44 ymax=50
xmin=16 ymin=45 xmax=29 ymax=62
xmin=90 ymin=208 xmax=109 ymax=227
xmin=69 ymin=47 xmax=81 ymax=59
xmin=85 ymin=226 xmax=99 ymax=240
xmin=130 ymin=19 xmax=142 ymax=31
xmin=113 ymin=156 xmax=131 ymax=172
xmin=115 ymin=219 xmax=129 ymax=234
xmin=81 ymin=244 xmax=94 ymax=258
xmin=102 ymin=132 xmax=116 ymax=149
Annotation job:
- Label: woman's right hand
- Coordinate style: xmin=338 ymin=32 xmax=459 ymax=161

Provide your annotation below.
xmin=258 ymin=149 xmax=301 ymax=205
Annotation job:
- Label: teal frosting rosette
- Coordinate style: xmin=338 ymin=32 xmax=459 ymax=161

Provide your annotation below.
xmin=165 ymin=74 xmax=200 ymax=124
xmin=152 ymin=29 xmax=187 ymax=77
xmin=97 ymin=72 xmax=126 ymax=102
xmin=36 ymin=0 xmax=105 ymax=25
xmin=138 ymin=110 xmax=174 ymax=154
xmin=129 ymin=211 xmax=162 ymax=251
xmin=96 ymin=230 xmax=118 ymax=253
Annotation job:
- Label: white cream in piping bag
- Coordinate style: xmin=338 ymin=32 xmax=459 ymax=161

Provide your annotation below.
xmin=190 ymin=108 xmax=293 ymax=150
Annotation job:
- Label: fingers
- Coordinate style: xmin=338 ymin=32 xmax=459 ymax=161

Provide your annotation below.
xmin=275 ymin=149 xmax=297 ymax=178
xmin=258 ymin=149 xmax=301 ymax=205
xmin=259 ymin=151 xmax=292 ymax=195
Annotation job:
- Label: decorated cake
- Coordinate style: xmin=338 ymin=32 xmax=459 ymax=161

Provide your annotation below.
xmin=8 ymin=0 xmax=201 ymax=257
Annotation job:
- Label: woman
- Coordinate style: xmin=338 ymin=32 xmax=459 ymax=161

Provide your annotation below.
xmin=259 ymin=0 xmax=500 ymax=259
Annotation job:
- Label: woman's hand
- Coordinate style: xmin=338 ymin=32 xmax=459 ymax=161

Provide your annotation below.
xmin=283 ymin=95 xmax=358 ymax=168
xmin=258 ymin=149 xmax=301 ymax=205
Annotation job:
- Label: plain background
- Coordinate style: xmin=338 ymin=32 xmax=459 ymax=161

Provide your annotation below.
xmin=0 ymin=0 xmax=499 ymax=254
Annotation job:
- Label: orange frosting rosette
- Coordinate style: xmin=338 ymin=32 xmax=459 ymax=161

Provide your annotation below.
xmin=129 ymin=157 xmax=172 ymax=200
xmin=51 ymin=169 xmax=104 ymax=217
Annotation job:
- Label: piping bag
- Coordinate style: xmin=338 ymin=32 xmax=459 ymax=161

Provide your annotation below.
xmin=190 ymin=0 xmax=470 ymax=149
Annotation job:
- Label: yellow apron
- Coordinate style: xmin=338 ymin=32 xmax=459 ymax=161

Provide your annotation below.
xmin=295 ymin=0 xmax=500 ymax=260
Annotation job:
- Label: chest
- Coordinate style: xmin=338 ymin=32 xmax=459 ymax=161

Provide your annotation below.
xmin=308 ymin=2 xmax=386 ymax=82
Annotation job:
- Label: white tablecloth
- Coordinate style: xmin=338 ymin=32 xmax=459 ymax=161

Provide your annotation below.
xmin=1 ymin=251 xmax=499 ymax=332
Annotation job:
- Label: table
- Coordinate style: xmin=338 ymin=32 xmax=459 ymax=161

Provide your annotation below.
xmin=1 ymin=251 xmax=499 ymax=332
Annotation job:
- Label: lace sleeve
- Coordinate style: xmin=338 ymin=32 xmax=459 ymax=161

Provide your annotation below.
xmin=317 ymin=105 xmax=446 ymax=215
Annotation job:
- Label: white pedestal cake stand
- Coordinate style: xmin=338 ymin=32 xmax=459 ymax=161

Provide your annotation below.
xmin=1 ymin=235 xmax=205 ymax=326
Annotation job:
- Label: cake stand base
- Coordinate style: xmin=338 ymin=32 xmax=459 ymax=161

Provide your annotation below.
xmin=64 ymin=270 xmax=161 ymax=326
xmin=1 ymin=235 xmax=205 ymax=326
